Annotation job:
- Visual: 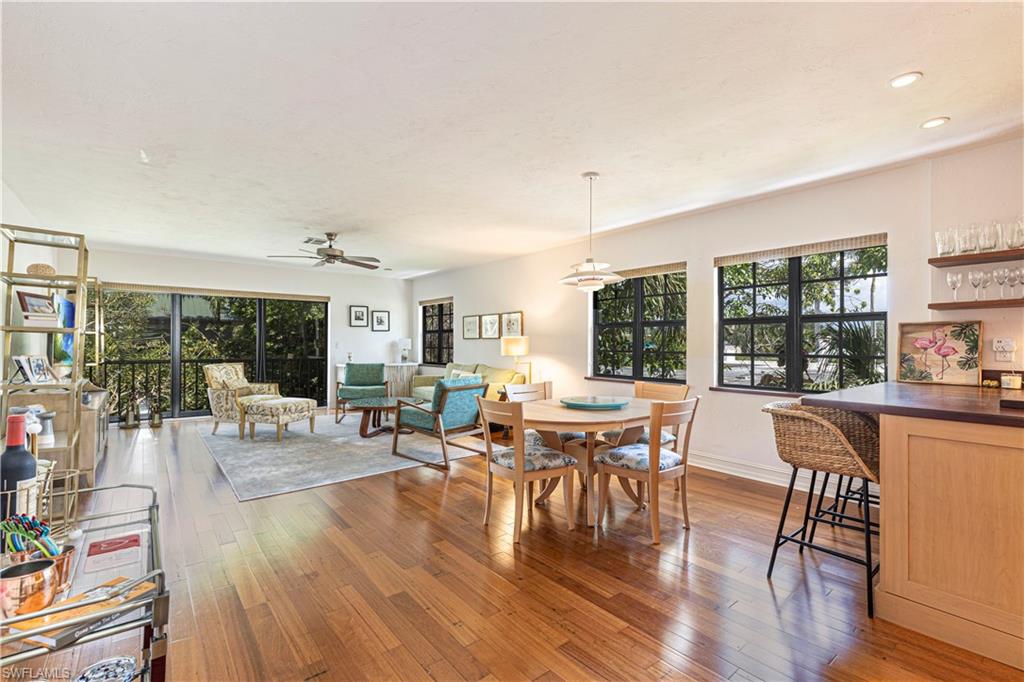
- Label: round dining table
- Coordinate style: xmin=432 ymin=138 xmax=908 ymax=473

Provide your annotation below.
xmin=521 ymin=397 xmax=655 ymax=526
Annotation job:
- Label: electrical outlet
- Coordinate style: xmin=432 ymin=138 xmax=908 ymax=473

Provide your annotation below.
xmin=993 ymin=337 xmax=1017 ymax=352
xmin=996 ymin=350 xmax=1015 ymax=362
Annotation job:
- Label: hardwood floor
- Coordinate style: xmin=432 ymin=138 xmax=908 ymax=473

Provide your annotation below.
xmin=8 ymin=418 xmax=1021 ymax=681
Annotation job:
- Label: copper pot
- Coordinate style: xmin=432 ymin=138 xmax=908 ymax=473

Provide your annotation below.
xmin=0 ymin=558 xmax=57 ymax=618
xmin=26 ymin=546 xmax=75 ymax=592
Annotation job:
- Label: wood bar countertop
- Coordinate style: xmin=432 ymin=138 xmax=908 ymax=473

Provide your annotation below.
xmin=801 ymin=381 xmax=1024 ymax=428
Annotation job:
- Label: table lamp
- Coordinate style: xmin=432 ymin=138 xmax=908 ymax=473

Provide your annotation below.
xmin=398 ymin=338 xmax=412 ymax=362
xmin=500 ymin=336 xmax=531 ymax=383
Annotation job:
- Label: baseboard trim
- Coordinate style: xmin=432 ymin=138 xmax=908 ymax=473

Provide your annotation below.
xmin=688 ymin=449 xmax=853 ymax=496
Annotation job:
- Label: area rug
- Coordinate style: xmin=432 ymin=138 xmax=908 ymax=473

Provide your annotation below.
xmin=199 ymin=415 xmax=480 ymax=501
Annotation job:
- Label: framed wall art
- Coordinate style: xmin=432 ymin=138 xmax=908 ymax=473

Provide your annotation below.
xmin=480 ymin=314 xmax=500 ymax=339
xmin=500 ymin=311 xmax=524 ymax=337
xmin=349 ymin=305 xmax=369 ymax=327
xmin=897 ymin=321 xmax=981 ymax=386
xmin=463 ymin=315 xmax=480 ymax=339
xmin=371 ymin=310 xmax=391 ymax=332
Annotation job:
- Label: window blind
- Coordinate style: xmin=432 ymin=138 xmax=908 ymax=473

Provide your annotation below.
xmin=418 ymin=296 xmax=453 ymax=306
xmin=713 ymin=233 xmax=886 ymax=268
xmin=615 ymin=261 xmax=687 ymax=279
xmin=101 ymin=281 xmax=329 ymax=303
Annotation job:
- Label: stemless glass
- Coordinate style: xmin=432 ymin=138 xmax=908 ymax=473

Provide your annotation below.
xmin=979 ymin=222 xmax=1000 ymax=251
xmin=968 ymin=270 xmax=983 ymax=300
xmin=957 ymin=225 xmax=978 ymax=253
xmin=980 ymin=271 xmax=992 ymax=300
xmin=946 ymin=272 xmax=963 ymax=301
xmin=995 ymin=268 xmax=1009 ymax=298
xmin=935 ymin=230 xmax=955 ymax=256
xmin=1007 ymin=218 xmax=1024 ymax=249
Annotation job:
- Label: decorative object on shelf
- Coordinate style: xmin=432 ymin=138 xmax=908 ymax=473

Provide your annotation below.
xmin=397 ymin=337 xmax=412 ymax=362
xmin=371 ymin=310 xmax=390 ymax=332
xmin=480 ymin=314 xmax=500 ymax=339
xmin=349 ymin=305 xmax=368 ymax=327
xmin=1001 ymin=372 xmax=1022 ymax=390
xmin=558 ymin=172 xmax=623 ymax=292
xmin=25 ymin=263 xmax=56 ymax=277
xmin=500 ymin=311 xmax=524 ymax=337
xmin=898 ymin=321 xmax=982 ymax=386
xmin=559 ymin=395 xmax=631 ymax=410
xmin=500 ymin=335 xmax=531 ymax=383
xmin=462 ymin=315 xmax=480 ymax=339
xmin=16 ymin=291 xmax=58 ymax=321
xmin=12 ymin=355 xmax=58 ymax=385
xmin=35 ymin=411 xmax=56 ymax=447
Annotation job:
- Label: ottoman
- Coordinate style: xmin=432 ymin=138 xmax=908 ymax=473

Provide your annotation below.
xmin=242 ymin=397 xmax=317 ymax=442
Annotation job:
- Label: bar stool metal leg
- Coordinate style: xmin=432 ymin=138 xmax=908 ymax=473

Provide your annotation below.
xmin=861 ymin=477 xmax=874 ymax=618
xmin=798 ymin=470 xmax=817 ymax=554
xmin=767 ymin=467 xmax=799 ymax=579
xmin=807 ymin=472 xmax=831 ymax=546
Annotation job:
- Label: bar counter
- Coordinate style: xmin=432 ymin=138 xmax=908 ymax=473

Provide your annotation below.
xmin=803 ymin=382 xmax=1024 ymax=670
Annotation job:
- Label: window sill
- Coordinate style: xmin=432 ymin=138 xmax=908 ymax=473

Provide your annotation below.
xmin=584 ymin=375 xmax=687 ymax=386
xmin=709 ymin=386 xmax=806 ymax=399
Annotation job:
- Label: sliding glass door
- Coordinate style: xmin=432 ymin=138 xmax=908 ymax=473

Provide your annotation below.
xmin=92 ymin=289 xmax=327 ymax=419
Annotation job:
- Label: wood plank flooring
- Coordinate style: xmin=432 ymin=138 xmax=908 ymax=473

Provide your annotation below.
xmin=6 ymin=418 xmax=1021 ymax=681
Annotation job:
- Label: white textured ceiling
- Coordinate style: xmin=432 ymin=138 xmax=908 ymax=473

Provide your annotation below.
xmin=2 ymin=2 xmax=1021 ymax=277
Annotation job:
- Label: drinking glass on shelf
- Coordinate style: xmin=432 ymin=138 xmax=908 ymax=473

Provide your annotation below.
xmin=968 ymin=270 xmax=983 ymax=300
xmin=956 ymin=224 xmax=978 ymax=253
xmin=994 ymin=268 xmax=1009 ymax=298
xmin=979 ymin=222 xmax=1000 ymax=251
xmin=934 ymin=229 xmax=956 ymax=256
xmin=1006 ymin=218 xmax=1024 ymax=249
xmin=980 ymin=271 xmax=992 ymax=300
xmin=1008 ymin=269 xmax=1021 ymax=298
xmin=946 ymin=272 xmax=963 ymax=301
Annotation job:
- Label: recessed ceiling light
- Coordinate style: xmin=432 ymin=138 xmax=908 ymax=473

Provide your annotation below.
xmin=921 ymin=116 xmax=950 ymax=129
xmin=889 ymin=71 xmax=923 ymax=88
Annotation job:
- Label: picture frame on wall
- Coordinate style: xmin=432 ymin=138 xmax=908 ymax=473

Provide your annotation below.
xmin=463 ymin=315 xmax=480 ymax=339
xmin=897 ymin=321 xmax=982 ymax=387
xmin=371 ymin=310 xmax=391 ymax=332
xmin=500 ymin=311 xmax=524 ymax=337
xmin=480 ymin=314 xmax=500 ymax=339
xmin=349 ymin=305 xmax=368 ymax=327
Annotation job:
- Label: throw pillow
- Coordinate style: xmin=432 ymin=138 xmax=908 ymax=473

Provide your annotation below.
xmin=449 ymin=369 xmax=477 ymax=379
xmin=224 ymin=376 xmax=250 ymax=392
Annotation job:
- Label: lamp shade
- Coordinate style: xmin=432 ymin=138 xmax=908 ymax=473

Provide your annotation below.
xmin=398 ymin=337 xmax=412 ymax=350
xmin=500 ymin=336 xmax=529 ymax=357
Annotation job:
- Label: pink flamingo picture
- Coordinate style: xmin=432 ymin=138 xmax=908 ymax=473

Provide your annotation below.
xmin=932 ymin=331 xmax=960 ymax=379
xmin=911 ymin=328 xmax=941 ymax=369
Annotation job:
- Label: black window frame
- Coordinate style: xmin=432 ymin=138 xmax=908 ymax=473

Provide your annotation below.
xmin=717 ymin=247 xmax=888 ymax=393
xmin=592 ymin=271 xmax=687 ymax=383
xmin=421 ymin=301 xmax=453 ymax=366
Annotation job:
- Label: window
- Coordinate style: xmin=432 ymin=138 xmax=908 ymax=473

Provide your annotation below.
xmin=718 ymin=245 xmax=887 ymax=392
xmin=421 ymin=301 xmax=453 ymax=365
xmin=593 ymin=271 xmax=686 ymax=382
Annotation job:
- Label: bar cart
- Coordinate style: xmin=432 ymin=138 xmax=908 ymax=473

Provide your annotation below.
xmin=1 ymin=483 xmax=169 ymax=681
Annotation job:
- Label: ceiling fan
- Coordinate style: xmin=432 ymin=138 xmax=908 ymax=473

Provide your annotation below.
xmin=267 ymin=232 xmax=381 ymax=270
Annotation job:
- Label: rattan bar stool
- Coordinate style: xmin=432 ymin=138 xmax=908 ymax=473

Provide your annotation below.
xmin=762 ymin=400 xmax=881 ymax=617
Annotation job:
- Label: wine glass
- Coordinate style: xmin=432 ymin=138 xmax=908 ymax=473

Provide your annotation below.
xmin=1008 ymin=268 xmax=1021 ymax=298
xmin=979 ymin=221 xmax=1000 ymax=251
xmin=995 ymin=268 xmax=1009 ymax=298
xmin=946 ymin=272 xmax=963 ymax=301
xmin=968 ymin=270 xmax=983 ymax=300
xmin=980 ymin=271 xmax=992 ymax=300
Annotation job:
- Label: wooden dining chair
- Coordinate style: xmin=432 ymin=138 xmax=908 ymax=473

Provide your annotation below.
xmin=600 ymin=381 xmax=690 ymax=447
xmin=476 ymin=396 xmax=577 ymax=543
xmin=595 ymin=397 xmax=700 ymax=543
xmin=504 ymin=381 xmax=567 ymax=506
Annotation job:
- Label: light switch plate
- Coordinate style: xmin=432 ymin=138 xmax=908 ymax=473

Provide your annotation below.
xmin=993 ymin=337 xmax=1017 ymax=351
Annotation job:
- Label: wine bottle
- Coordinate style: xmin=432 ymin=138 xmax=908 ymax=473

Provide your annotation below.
xmin=1 ymin=413 xmax=37 ymax=525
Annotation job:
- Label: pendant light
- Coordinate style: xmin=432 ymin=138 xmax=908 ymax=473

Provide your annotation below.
xmin=558 ymin=172 xmax=623 ymax=292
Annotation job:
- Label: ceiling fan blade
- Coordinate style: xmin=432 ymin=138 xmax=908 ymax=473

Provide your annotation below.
xmin=313 ymin=260 xmax=327 ymax=267
xmin=340 ymin=257 xmax=379 ymax=270
xmin=299 ymin=248 xmax=320 ymax=255
xmin=267 ymin=255 xmax=320 ymax=259
xmin=344 ymin=256 xmax=381 ymax=263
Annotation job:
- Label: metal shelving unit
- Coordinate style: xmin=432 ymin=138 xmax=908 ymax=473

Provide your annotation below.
xmin=0 ymin=224 xmax=89 ymax=477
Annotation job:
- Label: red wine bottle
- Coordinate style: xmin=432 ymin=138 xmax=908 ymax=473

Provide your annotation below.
xmin=1 ymin=413 xmax=36 ymax=524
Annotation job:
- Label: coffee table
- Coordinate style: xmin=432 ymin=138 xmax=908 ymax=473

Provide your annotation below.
xmin=348 ymin=396 xmax=426 ymax=438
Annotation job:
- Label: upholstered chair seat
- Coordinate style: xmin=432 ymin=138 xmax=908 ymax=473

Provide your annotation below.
xmin=595 ymin=443 xmax=683 ymax=471
xmin=490 ymin=445 xmax=577 ymax=472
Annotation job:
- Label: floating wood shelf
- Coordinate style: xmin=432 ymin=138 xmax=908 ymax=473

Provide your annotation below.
xmin=928 ymin=299 xmax=1024 ymax=311
xmin=928 ymin=248 xmax=1024 ymax=268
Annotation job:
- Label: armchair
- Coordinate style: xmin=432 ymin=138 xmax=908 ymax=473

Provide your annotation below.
xmin=336 ymin=363 xmax=389 ymax=423
xmin=203 ymin=363 xmax=280 ymax=438
xmin=391 ymin=375 xmax=488 ymax=470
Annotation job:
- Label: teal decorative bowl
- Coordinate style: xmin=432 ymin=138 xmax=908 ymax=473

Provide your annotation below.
xmin=559 ymin=396 xmax=630 ymax=410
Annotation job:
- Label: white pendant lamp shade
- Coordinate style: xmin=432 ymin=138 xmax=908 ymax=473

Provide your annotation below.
xmin=560 ymin=172 xmax=622 ymax=292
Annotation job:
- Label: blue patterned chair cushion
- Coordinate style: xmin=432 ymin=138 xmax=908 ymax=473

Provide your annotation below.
xmin=491 ymin=445 xmax=577 ymax=472
xmin=398 ymin=405 xmax=436 ymax=431
xmin=345 ymin=363 xmax=386 ymax=387
xmin=337 ymin=385 xmax=388 ymax=400
xmin=558 ymin=431 xmax=586 ymax=443
xmin=599 ymin=428 xmax=676 ymax=445
xmin=595 ymin=443 xmax=683 ymax=471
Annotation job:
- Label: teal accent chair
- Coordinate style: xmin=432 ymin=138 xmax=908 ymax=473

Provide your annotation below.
xmin=336 ymin=363 xmax=388 ymax=423
xmin=391 ymin=375 xmax=489 ymax=470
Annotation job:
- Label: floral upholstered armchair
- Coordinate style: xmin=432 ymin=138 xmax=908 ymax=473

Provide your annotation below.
xmin=203 ymin=363 xmax=280 ymax=437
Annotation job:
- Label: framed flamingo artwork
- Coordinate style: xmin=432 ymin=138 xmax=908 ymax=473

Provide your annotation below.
xmin=897 ymin=321 xmax=982 ymax=386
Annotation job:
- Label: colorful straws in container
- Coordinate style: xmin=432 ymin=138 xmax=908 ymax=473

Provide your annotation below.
xmin=1 ymin=515 xmax=61 ymax=556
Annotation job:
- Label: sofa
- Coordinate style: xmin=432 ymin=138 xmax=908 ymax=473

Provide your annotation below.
xmin=410 ymin=362 xmax=524 ymax=402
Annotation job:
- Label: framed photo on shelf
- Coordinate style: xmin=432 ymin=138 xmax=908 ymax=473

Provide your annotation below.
xmin=349 ymin=305 xmax=369 ymax=327
xmin=480 ymin=314 xmax=500 ymax=339
xmin=13 ymin=355 xmax=58 ymax=384
xmin=462 ymin=315 xmax=480 ymax=339
xmin=500 ymin=311 xmax=524 ymax=337
xmin=371 ymin=310 xmax=391 ymax=332
xmin=897 ymin=321 xmax=982 ymax=387
xmin=16 ymin=291 xmax=57 ymax=321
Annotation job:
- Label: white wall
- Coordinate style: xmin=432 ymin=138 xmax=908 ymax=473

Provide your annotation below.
xmin=411 ymin=137 xmax=1024 ymax=484
xmin=85 ymin=248 xmax=412 ymax=402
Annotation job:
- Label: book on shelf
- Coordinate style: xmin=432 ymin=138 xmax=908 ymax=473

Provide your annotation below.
xmin=4 ymin=575 xmax=158 ymax=649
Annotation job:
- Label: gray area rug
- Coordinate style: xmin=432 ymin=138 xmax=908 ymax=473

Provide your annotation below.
xmin=199 ymin=415 xmax=479 ymax=501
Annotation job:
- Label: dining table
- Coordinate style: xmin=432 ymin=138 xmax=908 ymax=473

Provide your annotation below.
xmin=521 ymin=396 xmax=655 ymax=526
